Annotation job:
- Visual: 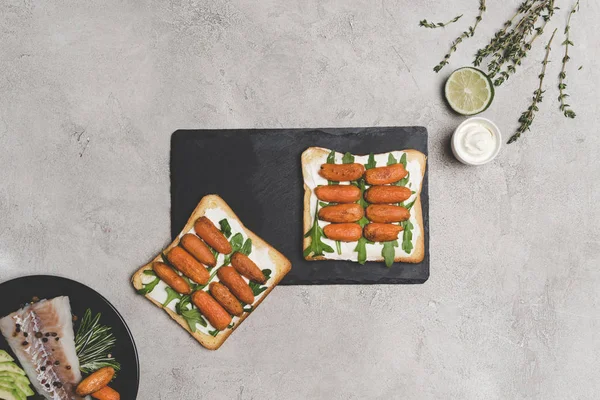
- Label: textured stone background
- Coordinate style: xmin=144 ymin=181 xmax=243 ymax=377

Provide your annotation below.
xmin=1 ymin=0 xmax=599 ymax=399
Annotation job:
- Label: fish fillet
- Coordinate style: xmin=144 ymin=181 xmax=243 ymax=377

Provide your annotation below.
xmin=0 ymin=297 xmax=86 ymax=400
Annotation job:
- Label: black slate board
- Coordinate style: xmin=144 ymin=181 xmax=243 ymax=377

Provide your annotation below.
xmin=170 ymin=127 xmax=429 ymax=285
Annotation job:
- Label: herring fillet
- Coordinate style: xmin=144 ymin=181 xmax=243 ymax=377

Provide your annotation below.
xmin=0 ymin=297 xmax=86 ymax=400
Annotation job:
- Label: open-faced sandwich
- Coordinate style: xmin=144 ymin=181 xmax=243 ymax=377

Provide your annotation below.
xmin=302 ymin=147 xmax=427 ymax=266
xmin=132 ymin=194 xmax=292 ymax=350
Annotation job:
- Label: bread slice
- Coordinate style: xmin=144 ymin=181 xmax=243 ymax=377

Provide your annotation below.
xmin=132 ymin=194 xmax=292 ymax=350
xmin=302 ymin=147 xmax=427 ymax=264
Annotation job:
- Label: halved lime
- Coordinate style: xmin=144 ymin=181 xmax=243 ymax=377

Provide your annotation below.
xmin=445 ymin=67 xmax=494 ymax=115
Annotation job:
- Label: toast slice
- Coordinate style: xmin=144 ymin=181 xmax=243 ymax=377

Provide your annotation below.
xmin=132 ymin=195 xmax=292 ymax=350
xmin=302 ymin=147 xmax=427 ymax=264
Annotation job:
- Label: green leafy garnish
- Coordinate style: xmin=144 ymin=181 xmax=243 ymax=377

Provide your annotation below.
xmin=243 ymin=305 xmax=253 ymax=313
xmin=176 ymin=295 xmax=207 ymax=332
xmin=222 ymin=232 xmax=244 ymax=266
xmin=365 ymin=153 xmax=376 ymax=169
xmin=387 ymin=153 xmax=397 ymax=165
xmin=326 ymin=149 xmax=335 ymax=164
xmin=402 ymin=199 xmax=416 ymax=210
xmin=304 ymin=203 xmax=334 ymax=258
xmin=249 ymin=269 xmax=272 ymax=296
xmin=319 ymin=201 xmax=330 ymax=207
xmin=240 ymin=238 xmax=252 ymax=256
xmin=219 ymin=219 xmax=232 ymax=239
xmin=143 ymin=270 xmax=156 ymax=276
xmin=399 ymin=153 xmax=407 ymax=168
xmin=382 ymin=240 xmax=398 ymax=268
xmin=208 ymin=329 xmax=220 ymax=337
xmin=75 ymin=309 xmax=121 ymax=374
xmin=137 ymin=276 xmax=160 ymax=295
xmin=162 ymin=287 xmax=182 ymax=307
xmin=356 ymin=178 xmax=370 ymax=228
xmin=401 ymin=220 xmax=414 ymax=254
xmin=342 ymin=152 xmax=355 ymax=164
xmin=326 ymin=150 xmax=338 ymax=185
xmin=354 ymin=237 xmax=372 ymax=265
xmin=335 ymin=240 xmax=342 ymax=255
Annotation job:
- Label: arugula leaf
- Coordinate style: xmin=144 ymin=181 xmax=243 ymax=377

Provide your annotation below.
xmin=143 ymin=270 xmax=156 ymax=276
xmin=365 ymin=153 xmax=376 ymax=170
xmin=208 ymin=329 xmax=219 ymax=337
xmin=354 ymin=237 xmax=369 ymax=265
xmin=240 ymin=238 xmax=252 ymax=256
xmin=137 ymin=277 xmax=160 ymax=295
xmin=243 ymin=305 xmax=253 ymax=313
xmin=326 ymin=149 xmax=336 ymax=164
xmin=387 ymin=153 xmax=397 ymax=165
xmin=399 ymin=153 xmax=407 ymax=168
xmin=227 ymin=322 xmax=235 ymax=329
xmin=335 ymin=240 xmax=342 ymax=255
xmin=249 ymin=269 xmax=272 ymax=296
xmin=176 ymin=295 xmax=207 ymax=332
xmin=162 ymin=287 xmax=182 ymax=307
xmin=303 ymin=204 xmax=334 ymax=258
xmin=356 ymin=179 xmax=370 ymax=228
xmin=326 ymin=150 xmax=338 ymax=185
xmin=342 ymin=152 xmax=355 ymax=164
xmin=219 ymin=219 xmax=232 ymax=239
xmin=401 ymin=220 xmax=414 ymax=254
xmin=402 ymin=199 xmax=416 ymax=210
xmin=221 ymin=233 xmax=245 ymax=266
xmin=319 ymin=201 xmax=330 ymax=207
xmin=382 ymin=240 xmax=398 ymax=268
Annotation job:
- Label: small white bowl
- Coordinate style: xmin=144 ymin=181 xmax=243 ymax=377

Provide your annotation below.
xmin=451 ymin=117 xmax=502 ymax=166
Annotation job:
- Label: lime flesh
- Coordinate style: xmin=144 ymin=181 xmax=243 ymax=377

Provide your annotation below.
xmin=445 ymin=67 xmax=494 ymax=115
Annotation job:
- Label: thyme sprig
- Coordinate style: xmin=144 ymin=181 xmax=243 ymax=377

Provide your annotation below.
xmin=419 ymin=14 xmax=463 ymax=29
xmin=433 ymin=0 xmax=486 ymax=73
xmin=508 ymin=28 xmax=557 ymax=144
xmin=558 ymin=0 xmax=579 ymax=119
xmin=473 ymin=0 xmax=557 ymax=86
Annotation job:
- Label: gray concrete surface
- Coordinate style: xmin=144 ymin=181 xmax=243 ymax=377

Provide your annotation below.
xmin=1 ymin=0 xmax=599 ymax=399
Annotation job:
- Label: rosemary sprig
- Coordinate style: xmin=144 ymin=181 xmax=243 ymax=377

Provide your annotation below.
xmin=419 ymin=14 xmax=463 ymax=29
xmin=508 ymin=28 xmax=557 ymax=144
xmin=558 ymin=0 xmax=579 ymax=118
xmin=433 ymin=0 xmax=486 ymax=73
xmin=75 ymin=309 xmax=121 ymax=374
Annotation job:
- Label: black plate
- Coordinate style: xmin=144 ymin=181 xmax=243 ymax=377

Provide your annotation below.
xmin=0 ymin=275 xmax=139 ymax=399
xmin=171 ymin=127 xmax=429 ymax=285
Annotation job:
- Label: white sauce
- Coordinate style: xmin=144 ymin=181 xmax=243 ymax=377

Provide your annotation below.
xmin=452 ymin=121 xmax=499 ymax=164
xmin=145 ymin=206 xmax=277 ymax=336
xmin=304 ymin=150 xmax=423 ymax=261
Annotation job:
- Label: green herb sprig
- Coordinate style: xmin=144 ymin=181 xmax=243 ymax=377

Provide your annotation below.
xmin=75 ymin=309 xmax=121 ymax=374
xmin=474 ymin=0 xmax=556 ymax=86
xmin=558 ymin=0 xmax=579 ymax=118
xmin=419 ymin=14 xmax=463 ymax=29
xmin=175 ymin=295 xmax=207 ymax=332
xmin=508 ymin=28 xmax=557 ymax=144
xmin=304 ymin=203 xmax=334 ymax=258
xmin=137 ymin=270 xmax=159 ymax=295
xmin=434 ymin=0 xmax=486 ymax=73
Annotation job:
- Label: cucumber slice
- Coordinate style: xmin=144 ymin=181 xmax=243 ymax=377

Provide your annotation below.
xmin=0 ymin=350 xmax=14 ymax=363
xmin=445 ymin=67 xmax=494 ymax=115
xmin=0 ymin=363 xmax=25 ymax=375
xmin=0 ymin=377 xmax=34 ymax=397
xmin=0 ymin=382 xmax=25 ymax=400
xmin=0 ymin=372 xmax=29 ymax=386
